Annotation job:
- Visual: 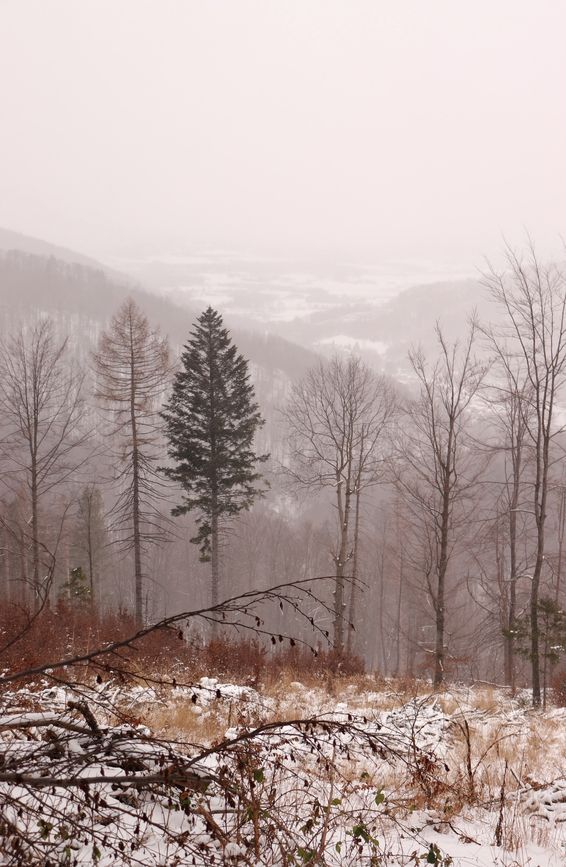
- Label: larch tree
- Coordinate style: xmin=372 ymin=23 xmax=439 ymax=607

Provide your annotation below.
xmin=93 ymin=298 xmax=171 ymax=625
xmin=283 ymin=355 xmax=396 ymax=653
xmin=161 ymin=307 xmax=268 ymax=609
xmin=482 ymin=244 xmax=566 ymax=706
xmin=0 ymin=318 xmax=87 ymax=600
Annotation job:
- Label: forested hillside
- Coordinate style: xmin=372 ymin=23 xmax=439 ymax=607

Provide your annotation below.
xmin=2 ymin=2 xmax=565 ymax=861
xmin=1 ymin=233 xmax=566 ymax=705
xmin=2 ymin=243 xmax=566 ymax=865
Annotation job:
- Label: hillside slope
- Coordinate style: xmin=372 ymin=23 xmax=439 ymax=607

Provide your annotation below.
xmin=0 ymin=239 xmax=320 ymax=462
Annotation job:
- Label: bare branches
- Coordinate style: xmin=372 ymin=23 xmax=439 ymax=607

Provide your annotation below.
xmin=0 ymin=680 xmax=441 ymax=865
xmin=0 ymin=319 xmax=89 ymax=594
xmin=0 ymin=576 xmax=336 ymax=685
xmin=282 ymin=355 xmax=397 ymax=651
xmin=481 ymin=243 xmax=566 ymax=706
xmin=93 ymin=299 xmax=172 ymax=624
xmin=283 ymin=356 xmax=396 ymax=492
xmin=394 ymin=322 xmax=488 ymax=686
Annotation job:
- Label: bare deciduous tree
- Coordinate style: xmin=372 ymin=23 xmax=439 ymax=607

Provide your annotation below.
xmin=481 ymin=369 xmax=534 ymax=687
xmin=70 ymin=483 xmax=107 ymax=604
xmin=0 ymin=319 xmax=87 ymax=598
xmin=93 ymin=298 xmax=171 ymax=624
xmin=394 ymin=323 xmax=487 ymax=686
xmin=482 ymin=244 xmax=566 ymax=706
xmin=283 ymin=355 xmax=396 ymax=652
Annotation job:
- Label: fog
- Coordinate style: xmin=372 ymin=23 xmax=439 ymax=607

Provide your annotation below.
xmin=3 ymin=10 xmax=566 ymax=858
xmin=0 ymin=0 xmax=564 ymax=268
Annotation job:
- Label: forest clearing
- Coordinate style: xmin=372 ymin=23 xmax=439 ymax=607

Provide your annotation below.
xmin=1 ymin=628 xmax=565 ymax=866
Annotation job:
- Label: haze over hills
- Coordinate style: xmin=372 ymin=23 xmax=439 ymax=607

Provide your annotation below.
xmin=0 ymin=225 xmax=497 ymax=380
xmin=106 ymin=246 xmax=485 ymax=374
xmin=0 ymin=227 xmax=128 ymax=278
xmin=0 ymin=229 xmax=323 ymax=461
xmin=0 ymin=229 xmax=318 ymax=372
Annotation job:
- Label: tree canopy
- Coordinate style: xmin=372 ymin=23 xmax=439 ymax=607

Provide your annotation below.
xmin=161 ymin=307 xmax=268 ymax=604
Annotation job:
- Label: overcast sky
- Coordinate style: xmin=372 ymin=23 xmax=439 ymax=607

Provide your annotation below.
xmin=0 ymin=0 xmax=564 ymax=265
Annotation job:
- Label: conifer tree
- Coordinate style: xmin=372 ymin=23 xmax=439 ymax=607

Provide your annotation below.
xmin=161 ymin=307 xmax=268 ymax=607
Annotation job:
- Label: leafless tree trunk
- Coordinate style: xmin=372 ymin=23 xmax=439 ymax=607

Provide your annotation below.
xmin=501 ymin=381 xmax=530 ymax=687
xmin=72 ymin=483 xmax=107 ymax=604
xmin=211 ymin=511 xmax=219 ymax=611
xmin=554 ymin=483 xmax=566 ymax=603
xmin=393 ymin=323 xmax=487 ymax=687
xmin=376 ymin=526 xmax=388 ymax=672
xmin=393 ymin=500 xmax=406 ymax=677
xmin=0 ymin=319 xmax=87 ymax=602
xmin=283 ymin=356 xmax=396 ymax=652
xmin=482 ymin=244 xmax=566 ymax=707
xmin=346 ymin=457 xmax=362 ymax=655
xmin=479 ymin=368 xmax=533 ymax=687
xmin=93 ymin=298 xmax=171 ymax=625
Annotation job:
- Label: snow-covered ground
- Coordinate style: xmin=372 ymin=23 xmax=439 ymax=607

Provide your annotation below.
xmin=1 ymin=675 xmax=565 ymax=865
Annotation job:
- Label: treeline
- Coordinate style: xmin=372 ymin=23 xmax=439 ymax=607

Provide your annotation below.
xmin=1 ymin=243 xmax=566 ymax=706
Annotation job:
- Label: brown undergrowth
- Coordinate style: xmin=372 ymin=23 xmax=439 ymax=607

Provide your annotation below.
xmin=0 ymin=600 xmax=364 ymax=687
xmin=3 ymin=603 xmax=565 ymax=862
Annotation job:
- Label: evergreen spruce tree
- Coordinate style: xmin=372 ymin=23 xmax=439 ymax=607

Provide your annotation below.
xmin=161 ymin=307 xmax=268 ymax=607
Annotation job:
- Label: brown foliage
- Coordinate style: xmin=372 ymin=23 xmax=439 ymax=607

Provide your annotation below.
xmin=189 ymin=640 xmax=364 ymax=685
xmin=0 ymin=601 xmax=364 ymax=686
xmin=551 ymin=667 xmax=566 ymax=706
xmin=0 ymin=602 xmax=183 ymax=681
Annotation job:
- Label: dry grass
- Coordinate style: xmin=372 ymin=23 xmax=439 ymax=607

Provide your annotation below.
xmin=146 ymin=702 xmax=229 ymax=743
xmin=4 ymin=601 xmax=566 ymax=864
xmin=138 ymin=675 xmax=566 ymax=861
xmin=468 ymin=685 xmax=502 ymax=711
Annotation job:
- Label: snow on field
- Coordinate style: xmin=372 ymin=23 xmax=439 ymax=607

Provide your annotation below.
xmin=1 ymin=676 xmax=565 ymax=865
xmin=315 ymin=335 xmax=389 ymax=356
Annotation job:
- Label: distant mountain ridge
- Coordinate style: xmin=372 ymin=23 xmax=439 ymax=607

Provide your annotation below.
xmin=0 ymin=226 xmax=497 ymax=379
xmin=0 ymin=232 xmax=325 ymax=464
xmin=0 ymin=226 xmax=121 ymax=274
xmin=0 ymin=231 xmax=319 ymax=383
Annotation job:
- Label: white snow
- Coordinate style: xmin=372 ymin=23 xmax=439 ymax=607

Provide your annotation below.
xmin=316 ymin=334 xmax=389 ymax=355
xmin=0 ymin=678 xmax=564 ymax=864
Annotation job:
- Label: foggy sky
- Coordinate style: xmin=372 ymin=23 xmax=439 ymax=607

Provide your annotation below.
xmin=0 ymin=0 xmax=564 ymax=265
